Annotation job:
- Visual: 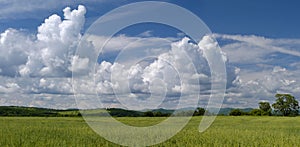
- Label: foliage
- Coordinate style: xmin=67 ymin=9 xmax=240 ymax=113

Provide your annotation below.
xmin=107 ymin=108 xmax=143 ymax=117
xmin=272 ymin=94 xmax=299 ymax=116
xmin=154 ymin=111 xmax=170 ymax=117
xmin=229 ymin=109 xmax=247 ymax=116
xmin=249 ymin=109 xmax=262 ymax=116
xmin=193 ymin=107 xmax=206 ymax=116
xmin=217 ymin=108 xmax=253 ymax=116
xmin=259 ymin=102 xmax=272 ymax=116
xmin=0 ymin=106 xmax=174 ymax=117
xmin=142 ymin=110 xmax=171 ymax=117
xmin=0 ymin=106 xmax=81 ymax=117
xmin=143 ymin=111 xmax=154 ymax=117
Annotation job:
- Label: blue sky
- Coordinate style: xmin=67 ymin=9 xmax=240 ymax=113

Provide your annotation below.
xmin=182 ymin=0 xmax=300 ymax=38
xmin=1 ymin=0 xmax=300 ymax=38
xmin=0 ymin=0 xmax=300 ymax=109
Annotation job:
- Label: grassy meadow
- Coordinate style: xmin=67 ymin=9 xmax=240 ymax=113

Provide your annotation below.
xmin=0 ymin=116 xmax=300 ymax=146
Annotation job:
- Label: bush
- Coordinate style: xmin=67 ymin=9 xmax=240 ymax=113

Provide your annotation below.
xmin=229 ymin=109 xmax=244 ymax=116
xmin=249 ymin=109 xmax=262 ymax=116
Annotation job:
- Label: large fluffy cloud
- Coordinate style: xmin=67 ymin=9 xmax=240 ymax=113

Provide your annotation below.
xmin=0 ymin=5 xmax=87 ymax=77
xmin=2 ymin=4 xmax=300 ymax=109
xmin=0 ymin=5 xmax=88 ymax=108
xmin=20 ymin=5 xmax=86 ymax=77
xmin=0 ymin=5 xmax=233 ymax=109
xmin=95 ymin=37 xmax=204 ymax=96
xmin=89 ymin=35 xmax=233 ymax=110
xmin=0 ymin=29 xmax=33 ymax=77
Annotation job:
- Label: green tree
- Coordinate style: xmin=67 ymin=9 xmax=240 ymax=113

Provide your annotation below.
xmin=249 ymin=109 xmax=262 ymax=116
xmin=193 ymin=107 xmax=205 ymax=116
xmin=229 ymin=109 xmax=243 ymax=116
xmin=272 ymin=94 xmax=299 ymax=116
xmin=144 ymin=111 xmax=154 ymax=117
xmin=259 ymin=102 xmax=272 ymax=116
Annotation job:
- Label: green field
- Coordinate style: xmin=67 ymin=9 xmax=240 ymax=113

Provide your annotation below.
xmin=0 ymin=116 xmax=299 ymax=146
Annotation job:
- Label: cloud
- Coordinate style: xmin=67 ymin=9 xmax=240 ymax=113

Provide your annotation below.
xmin=0 ymin=5 xmax=89 ymax=108
xmin=18 ymin=5 xmax=86 ymax=77
xmin=138 ymin=30 xmax=153 ymax=37
xmin=0 ymin=29 xmax=33 ymax=77
xmin=225 ymin=65 xmax=300 ymax=107
xmin=69 ymin=56 xmax=90 ymax=74
xmin=94 ymin=37 xmax=203 ymax=96
xmin=2 ymin=5 xmax=222 ymax=109
xmin=37 ymin=78 xmax=73 ymax=95
xmin=87 ymin=34 xmax=177 ymax=53
xmin=2 ymin=4 xmax=300 ymax=109
xmin=0 ymin=5 xmax=87 ymax=78
xmin=216 ymin=34 xmax=300 ymax=108
xmin=0 ymin=82 xmax=21 ymax=94
xmin=0 ymin=6 xmax=238 ymax=109
xmin=215 ymin=34 xmax=300 ymax=63
xmin=90 ymin=35 xmax=235 ymax=110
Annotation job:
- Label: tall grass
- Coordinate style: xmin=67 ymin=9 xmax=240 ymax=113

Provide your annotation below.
xmin=0 ymin=116 xmax=299 ymax=146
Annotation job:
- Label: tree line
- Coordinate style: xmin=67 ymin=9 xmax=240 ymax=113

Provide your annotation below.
xmin=0 ymin=93 xmax=298 ymax=117
xmin=0 ymin=106 xmax=81 ymax=117
xmin=229 ymin=93 xmax=299 ymax=116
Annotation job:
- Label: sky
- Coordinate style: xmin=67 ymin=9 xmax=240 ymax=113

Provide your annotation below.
xmin=0 ymin=0 xmax=300 ymax=109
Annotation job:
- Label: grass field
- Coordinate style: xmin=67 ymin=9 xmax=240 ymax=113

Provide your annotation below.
xmin=0 ymin=116 xmax=300 ymax=146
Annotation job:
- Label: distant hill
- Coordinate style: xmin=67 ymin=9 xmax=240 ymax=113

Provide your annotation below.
xmin=0 ymin=106 xmax=81 ymax=117
xmin=149 ymin=108 xmax=174 ymax=114
xmin=0 ymin=106 xmax=172 ymax=117
xmin=0 ymin=106 xmax=254 ymax=117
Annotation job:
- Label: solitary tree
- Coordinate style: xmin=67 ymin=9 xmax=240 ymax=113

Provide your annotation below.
xmin=259 ymin=102 xmax=272 ymax=115
xmin=272 ymin=94 xmax=299 ymax=116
